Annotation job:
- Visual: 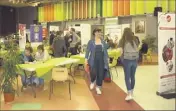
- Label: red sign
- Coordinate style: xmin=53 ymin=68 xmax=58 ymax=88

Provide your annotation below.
xmin=42 ymin=28 xmax=47 ymax=38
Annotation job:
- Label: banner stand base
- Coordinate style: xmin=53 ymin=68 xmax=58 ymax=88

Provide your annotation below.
xmin=156 ymin=91 xmax=176 ymax=99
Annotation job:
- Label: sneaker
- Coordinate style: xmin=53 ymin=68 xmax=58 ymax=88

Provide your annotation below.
xmin=125 ymin=95 xmax=133 ymax=101
xmin=90 ymin=83 xmax=95 ymax=90
xmin=131 ymin=90 xmax=134 ymax=97
xmin=96 ymin=87 xmax=102 ymax=95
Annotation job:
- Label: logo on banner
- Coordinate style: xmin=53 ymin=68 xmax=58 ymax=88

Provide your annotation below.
xmin=166 ymin=15 xmax=171 ymax=22
xmin=34 ymin=26 xmax=39 ymax=33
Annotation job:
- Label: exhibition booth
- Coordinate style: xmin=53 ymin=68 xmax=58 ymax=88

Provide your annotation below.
xmin=0 ymin=0 xmax=175 ymax=110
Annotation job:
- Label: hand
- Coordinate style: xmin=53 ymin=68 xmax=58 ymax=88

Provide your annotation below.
xmin=84 ymin=60 xmax=88 ymax=65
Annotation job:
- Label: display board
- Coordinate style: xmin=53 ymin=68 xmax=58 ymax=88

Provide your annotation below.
xmin=158 ymin=12 xmax=175 ymax=94
xmin=80 ymin=24 xmax=91 ymax=46
xmin=105 ymin=25 xmax=122 ymax=43
xmin=19 ymin=24 xmax=26 ymax=50
xmin=30 ymin=25 xmax=43 ymax=43
xmin=49 ymin=26 xmax=59 ymax=32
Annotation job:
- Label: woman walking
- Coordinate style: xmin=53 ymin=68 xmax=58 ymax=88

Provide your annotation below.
xmin=118 ymin=28 xmax=139 ymax=101
xmin=85 ymin=28 xmax=109 ymax=95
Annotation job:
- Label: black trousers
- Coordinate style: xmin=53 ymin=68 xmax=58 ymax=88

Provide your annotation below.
xmin=90 ymin=52 xmax=104 ymax=87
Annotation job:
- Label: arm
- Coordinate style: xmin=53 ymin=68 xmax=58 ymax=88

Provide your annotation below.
xmin=117 ymin=39 xmax=123 ymax=55
xmin=85 ymin=40 xmax=92 ymax=60
xmin=43 ymin=50 xmax=49 ymax=61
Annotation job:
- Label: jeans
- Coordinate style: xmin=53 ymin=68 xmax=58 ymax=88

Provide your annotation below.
xmin=90 ymin=45 xmax=104 ymax=87
xmin=123 ymin=59 xmax=137 ymax=91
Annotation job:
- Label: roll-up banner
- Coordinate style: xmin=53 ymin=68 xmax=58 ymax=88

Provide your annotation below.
xmin=19 ymin=24 xmax=26 ymax=49
xmin=158 ymin=12 xmax=175 ymax=94
xmin=30 ymin=25 xmax=43 ymax=43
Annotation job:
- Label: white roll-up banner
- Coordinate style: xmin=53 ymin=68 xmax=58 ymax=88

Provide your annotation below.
xmin=158 ymin=12 xmax=176 ymax=94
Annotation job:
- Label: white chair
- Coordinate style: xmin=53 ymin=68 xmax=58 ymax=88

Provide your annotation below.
xmin=49 ymin=67 xmax=71 ymax=100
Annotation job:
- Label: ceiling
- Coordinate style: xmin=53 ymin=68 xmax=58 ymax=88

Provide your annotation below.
xmin=0 ymin=0 xmax=73 ymax=7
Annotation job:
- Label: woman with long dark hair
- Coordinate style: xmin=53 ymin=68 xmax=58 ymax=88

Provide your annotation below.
xmin=118 ymin=28 xmax=139 ymax=101
xmin=85 ymin=28 xmax=109 ymax=95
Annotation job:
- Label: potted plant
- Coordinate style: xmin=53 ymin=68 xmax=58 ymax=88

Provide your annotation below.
xmin=144 ymin=35 xmax=158 ymax=52
xmin=1 ymin=34 xmax=21 ymax=103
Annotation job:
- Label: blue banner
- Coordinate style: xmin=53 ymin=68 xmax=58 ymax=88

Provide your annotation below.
xmin=30 ymin=25 xmax=43 ymax=42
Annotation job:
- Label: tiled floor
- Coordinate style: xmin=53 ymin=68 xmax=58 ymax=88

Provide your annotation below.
xmin=1 ymin=76 xmax=99 ymax=110
xmin=112 ymin=65 xmax=175 ymax=110
xmin=0 ymin=63 xmax=175 ymax=110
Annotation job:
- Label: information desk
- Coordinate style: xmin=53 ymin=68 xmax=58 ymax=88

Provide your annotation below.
xmin=17 ymin=57 xmax=79 ymax=98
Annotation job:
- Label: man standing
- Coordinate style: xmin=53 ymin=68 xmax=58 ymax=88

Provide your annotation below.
xmin=52 ymin=31 xmax=66 ymax=57
xmin=70 ymin=28 xmax=81 ymax=55
xmin=49 ymin=31 xmax=55 ymax=46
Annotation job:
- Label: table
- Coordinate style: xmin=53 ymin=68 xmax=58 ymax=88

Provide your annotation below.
xmin=70 ymin=54 xmax=85 ymax=65
xmin=108 ymin=49 xmax=121 ymax=58
xmin=70 ymin=50 xmax=121 ymax=64
xmin=17 ymin=57 xmax=80 ymax=98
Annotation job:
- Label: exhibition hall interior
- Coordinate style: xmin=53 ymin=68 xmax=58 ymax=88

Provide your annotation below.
xmin=0 ymin=0 xmax=175 ymax=110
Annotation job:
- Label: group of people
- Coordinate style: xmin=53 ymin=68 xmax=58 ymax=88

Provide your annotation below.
xmin=20 ymin=44 xmax=50 ymax=89
xmin=85 ymin=27 xmax=149 ymax=101
xmin=20 ymin=27 xmax=149 ymax=101
xmin=49 ymin=28 xmax=81 ymax=57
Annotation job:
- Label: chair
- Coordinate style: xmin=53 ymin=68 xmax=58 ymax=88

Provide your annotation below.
xmin=109 ymin=51 xmax=120 ymax=79
xmin=143 ymin=48 xmax=152 ymax=63
xmin=49 ymin=67 xmax=71 ymax=100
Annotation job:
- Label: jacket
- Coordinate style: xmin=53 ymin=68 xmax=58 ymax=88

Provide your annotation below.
xmin=85 ymin=39 xmax=109 ymax=70
xmin=52 ymin=36 xmax=66 ymax=57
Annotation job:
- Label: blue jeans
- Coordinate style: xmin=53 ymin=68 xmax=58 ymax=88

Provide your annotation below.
xmin=123 ymin=59 xmax=137 ymax=91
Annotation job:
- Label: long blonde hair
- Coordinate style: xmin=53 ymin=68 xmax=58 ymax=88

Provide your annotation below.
xmin=120 ymin=28 xmax=135 ymax=48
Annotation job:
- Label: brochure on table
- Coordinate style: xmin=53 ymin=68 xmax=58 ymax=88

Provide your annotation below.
xmin=158 ymin=12 xmax=175 ymax=94
xmin=19 ymin=24 xmax=26 ymax=50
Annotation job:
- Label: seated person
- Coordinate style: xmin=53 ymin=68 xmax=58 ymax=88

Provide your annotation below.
xmin=35 ymin=45 xmax=50 ymax=61
xmin=139 ymin=40 xmax=149 ymax=62
xmin=20 ymin=47 xmax=40 ymax=88
xmin=34 ymin=45 xmax=50 ymax=89
xmin=21 ymin=46 xmax=34 ymax=64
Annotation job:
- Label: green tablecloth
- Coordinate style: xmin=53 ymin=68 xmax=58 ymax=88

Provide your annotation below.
xmin=70 ymin=54 xmax=85 ymax=65
xmin=70 ymin=50 xmax=121 ymax=64
xmin=18 ymin=57 xmax=79 ymax=78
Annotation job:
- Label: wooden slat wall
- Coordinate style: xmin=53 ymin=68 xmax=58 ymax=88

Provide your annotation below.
xmin=146 ymin=0 xmax=158 ymax=14
xmin=124 ymin=0 xmax=130 ymax=15
xmin=38 ymin=0 xmax=175 ymax=22
xmin=118 ymin=0 xmax=124 ymax=16
xmin=136 ymin=0 xmax=145 ymax=14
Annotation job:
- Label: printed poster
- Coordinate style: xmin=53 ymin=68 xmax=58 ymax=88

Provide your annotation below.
xmin=19 ymin=24 xmax=26 ymax=49
xmin=158 ymin=12 xmax=176 ymax=94
xmin=30 ymin=25 xmax=43 ymax=42
xmin=105 ymin=25 xmax=122 ymax=43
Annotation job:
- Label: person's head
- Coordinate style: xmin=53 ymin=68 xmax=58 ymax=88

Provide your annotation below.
xmin=37 ymin=45 xmax=44 ymax=54
xmin=56 ymin=31 xmax=63 ymax=37
xmin=65 ymin=31 xmax=70 ymax=37
xmin=70 ymin=28 xmax=75 ymax=34
xmin=93 ymin=28 xmax=102 ymax=38
xmin=121 ymin=27 xmax=135 ymax=47
xmin=25 ymin=46 xmax=33 ymax=56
